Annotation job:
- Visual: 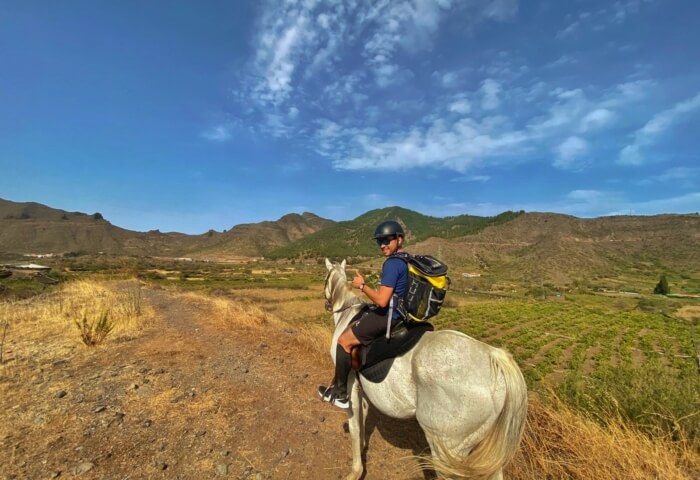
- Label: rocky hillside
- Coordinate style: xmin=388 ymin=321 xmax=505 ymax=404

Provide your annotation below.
xmin=0 ymin=199 xmax=333 ymax=257
xmin=409 ymin=212 xmax=700 ymax=289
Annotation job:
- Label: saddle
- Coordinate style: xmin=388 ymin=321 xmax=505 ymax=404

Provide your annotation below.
xmin=350 ymin=308 xmax=433 ymax=384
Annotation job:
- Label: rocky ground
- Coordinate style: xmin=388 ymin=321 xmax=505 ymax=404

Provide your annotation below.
xmin=0 ymin=287 xmax=433 ymax=479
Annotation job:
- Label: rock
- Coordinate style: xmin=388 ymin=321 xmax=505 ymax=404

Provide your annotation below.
xmin=55 ymin=390 xmax=67 ymax=399
xmin=72 ymin=462 xmax=95 ymax=475
xmin=143 ymin=419 xmax=152 ymax=427
xmin=215 ymin=463 xmax=229 ymax=476
xmin=50 ymin=471 xmax=61 ymax=478
xmin=94 ymin=406 xmax=106 ymax=413
xmin=52 ymin=359 xmax=67 ymax=367
xmin=130 ymin=383 xmax=139 ymax=390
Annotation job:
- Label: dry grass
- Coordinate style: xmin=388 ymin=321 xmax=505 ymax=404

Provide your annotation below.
xmin=509 ymin=396 xmax=699 ymax=480
xmin=0 ymin=279 xmax=154 ymax=374
xmin=173 ymin=289 xmax=331 ymax=359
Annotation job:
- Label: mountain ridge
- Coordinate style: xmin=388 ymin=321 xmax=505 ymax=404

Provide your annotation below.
xmin=1 ymin=198 xmax=698 ymax=291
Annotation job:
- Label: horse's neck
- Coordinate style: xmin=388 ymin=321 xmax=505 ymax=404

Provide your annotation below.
xmin=332 ymin=284 xmax=364 ymax=330
xmin=333 ymin=283 xmax=362 ymax=312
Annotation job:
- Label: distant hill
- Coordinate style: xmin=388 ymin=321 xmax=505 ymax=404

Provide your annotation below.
xmin=195 ymin=212 xmax=335 ymax=257
xmin=408 ymin=212 xmax=700 ymax=289
xmin=266 ymin=206 xmax=522 ymax=258
xmin=0 ymin=199 xmax=333 ymax=257
xmin=2 ymin=198 xmax=698 ymax=291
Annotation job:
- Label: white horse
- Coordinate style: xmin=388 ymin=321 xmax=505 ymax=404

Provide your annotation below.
xmin=323 ymin=259 xmax=528 ymax=480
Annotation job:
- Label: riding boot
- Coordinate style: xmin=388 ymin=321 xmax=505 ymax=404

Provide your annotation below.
xmin=332 ymin=344 xmax=352 ymax=400
xmin=318 ymin=344 xmax=352 ymax=408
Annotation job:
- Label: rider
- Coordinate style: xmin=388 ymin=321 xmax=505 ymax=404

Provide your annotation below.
xmin=318 ymin=220 xmax=408 ymax=408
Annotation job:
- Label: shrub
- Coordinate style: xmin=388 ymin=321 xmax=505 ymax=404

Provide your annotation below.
xmin=654 ymin=275 xmax=670 ymax=295
xmin=75 ymin=310 xmax=113 ymax=346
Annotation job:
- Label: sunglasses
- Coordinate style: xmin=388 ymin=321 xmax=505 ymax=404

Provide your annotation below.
xmin=375 ymin=236 xmax=396 ymax=246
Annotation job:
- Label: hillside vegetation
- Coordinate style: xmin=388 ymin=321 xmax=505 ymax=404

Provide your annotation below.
xmin=267 ymin=206 xmax=523 ymax=258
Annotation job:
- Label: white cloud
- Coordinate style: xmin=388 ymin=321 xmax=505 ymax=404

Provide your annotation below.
xmin=579 ymin=108 xmax=614 ymax=132
xmin=618 ymin=92 xmax=700 ymax=165
xmin=566 ymin=189 xmax=607 ymax=202
xmin=556 ymin=1 xmax=655 ymax=38
xmin=636 ymin=167 xmax=700 ymax=187
xmin=333 ymin=116 xmax=528 ymax=172
xmin=440 ymin=71 xmax=460 ymax=88
xmin=480 ymin=78 xmax=501 ymax=111
xmin=201 ymin=124 xmax=233 ymax=142
xmin=605 ymin=192 xmax=700 ymax=216
xmin=450 ymin=175 xmax=491 ymax=182
xmin=655 ymin=167 xmax=700 ymax=182
xmin=448 ymin=98 xmax=471 ymax=115
xmin=554 ymin=136 xmax=589 ymax=169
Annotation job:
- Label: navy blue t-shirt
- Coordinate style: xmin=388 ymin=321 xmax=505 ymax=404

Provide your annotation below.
xmin=378 ymin=254 xmax=408 ymax=319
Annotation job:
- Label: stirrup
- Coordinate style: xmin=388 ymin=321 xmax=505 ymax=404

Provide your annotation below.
xmin=317 ymin=385 xmax=350 ymax=409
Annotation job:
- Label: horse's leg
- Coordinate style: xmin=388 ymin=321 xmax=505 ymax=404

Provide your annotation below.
xmin=360 ymin=394 xmax=369 ymax=451
xmin=345 ymin=373 xmax=365 ymax=480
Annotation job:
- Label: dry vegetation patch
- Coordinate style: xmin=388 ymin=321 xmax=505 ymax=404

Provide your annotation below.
xmin=511 ymin=397 xmax=699 ymax=480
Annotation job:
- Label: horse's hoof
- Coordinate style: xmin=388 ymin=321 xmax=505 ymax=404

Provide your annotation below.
xmin=344 ymin=471 xmax=362 ymax=480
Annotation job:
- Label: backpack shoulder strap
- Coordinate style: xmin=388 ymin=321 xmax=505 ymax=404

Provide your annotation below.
xmin=390 ymin=251 xmax=411 ymax=263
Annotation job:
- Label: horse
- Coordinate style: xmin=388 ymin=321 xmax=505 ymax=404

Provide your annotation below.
xmin=323 ymin=259 xmax=528 ymax=480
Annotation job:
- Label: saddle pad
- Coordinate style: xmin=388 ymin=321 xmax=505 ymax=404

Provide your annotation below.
xmin=358 ymin=322 xmax=434 ymax=383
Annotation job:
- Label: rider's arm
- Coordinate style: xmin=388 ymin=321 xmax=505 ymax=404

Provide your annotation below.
xmin=361 ymin=284 xmax=394 ymax=308
xmin=352 ymin=271 xmax=395 ymax=307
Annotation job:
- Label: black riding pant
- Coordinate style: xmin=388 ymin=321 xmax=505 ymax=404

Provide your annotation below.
xmin=350 ymin=309 xmax=401 ymax=345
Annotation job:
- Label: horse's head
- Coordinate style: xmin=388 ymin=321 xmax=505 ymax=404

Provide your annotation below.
xmin=323 ymin=258 xmax=364 ymax=324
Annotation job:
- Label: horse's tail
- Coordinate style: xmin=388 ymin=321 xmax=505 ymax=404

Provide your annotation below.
xmin=428 ymin=346 xmax=528 ymax=479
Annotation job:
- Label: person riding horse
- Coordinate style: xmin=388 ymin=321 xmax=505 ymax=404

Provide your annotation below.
xmin=318 ymin=220 xmax=408 ymax=408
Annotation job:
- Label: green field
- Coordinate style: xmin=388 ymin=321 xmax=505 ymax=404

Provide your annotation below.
xmin=436 ymin=293 xmax=700 ymax=443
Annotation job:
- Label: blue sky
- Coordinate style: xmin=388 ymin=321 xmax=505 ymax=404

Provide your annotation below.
xmin=1 ymin=0 xmax=699 ymax=234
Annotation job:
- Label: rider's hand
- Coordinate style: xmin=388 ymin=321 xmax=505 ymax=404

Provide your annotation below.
xmin=352 ymin=271 xmax=365 ymax=290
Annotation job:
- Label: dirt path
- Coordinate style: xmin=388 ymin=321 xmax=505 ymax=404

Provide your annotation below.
xmin=0 ymin=287 xmax=430 ymax=480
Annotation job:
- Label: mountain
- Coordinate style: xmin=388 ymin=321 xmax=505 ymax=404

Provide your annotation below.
xmin=195 ymin=212 xmax=335 ymax=257
xmin=407 ymin=212 xmax=700 ymax=288
xmin=2 ymin=198 xmax=698 ymax=291
xmin=266 ymin=206 xmax=522 ymax=258
xmin=0 ymin=199 xmax=333 ymax=257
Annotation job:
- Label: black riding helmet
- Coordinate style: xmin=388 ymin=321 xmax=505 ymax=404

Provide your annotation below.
xmin=373 ymin=220 xmax=405 ymax=239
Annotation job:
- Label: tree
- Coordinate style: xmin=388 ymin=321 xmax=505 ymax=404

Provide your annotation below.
xmin=653 ymin=274 xmax=670 ymax=295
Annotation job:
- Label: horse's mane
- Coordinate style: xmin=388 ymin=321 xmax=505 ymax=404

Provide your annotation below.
xmin=327 ymin=265 xmax=363 ymax=314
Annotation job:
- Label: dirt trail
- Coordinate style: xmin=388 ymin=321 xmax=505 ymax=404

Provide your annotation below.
xmin=0 ymin=287 xmax=430 ymax=480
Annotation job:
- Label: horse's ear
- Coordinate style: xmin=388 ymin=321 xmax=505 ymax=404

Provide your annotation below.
xmin=340 ymin=259 xmax=347 ymax=270
xmin=325 ymin=258 xmax=333 ymax=270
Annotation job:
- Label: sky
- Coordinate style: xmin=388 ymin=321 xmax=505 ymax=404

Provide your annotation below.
xmin=1 ymin=0 xmax=699 ymax=234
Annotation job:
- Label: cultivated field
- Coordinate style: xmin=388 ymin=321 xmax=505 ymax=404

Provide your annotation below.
xmin=1 ymin=256 xmax=698 ymax=479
